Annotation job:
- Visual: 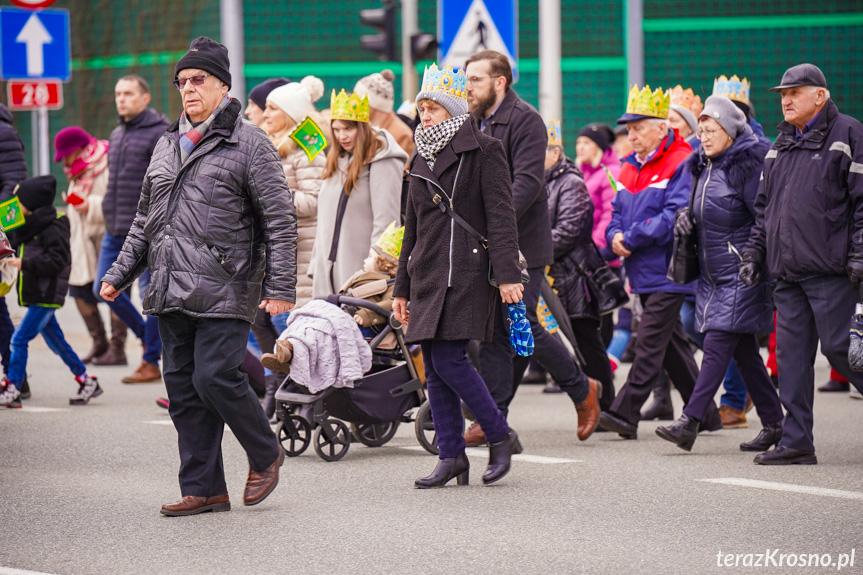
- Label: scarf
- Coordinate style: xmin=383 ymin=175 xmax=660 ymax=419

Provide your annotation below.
xmin=63 ymin=139 xmax=109 ymax=198
xmin=178 ymin=95 xmax=231 ymax=164
xmin=413 ymin=113 xmax=468 ymax=170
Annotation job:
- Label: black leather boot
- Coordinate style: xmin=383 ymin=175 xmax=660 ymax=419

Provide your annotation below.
xmin=640 ymin=374 xmax=673 ymax=420
xmin=656 ymin=414 xmax=700 ymax=452
xmin=414 ymin=452 xmax=470 ymax=488
xmin=262 ymin=373 xmax=280 ymax=420
xmin=740 ymin=422 xmax=783 ymax=452
xmin=482 ymin=430 xmax=523 ymax=485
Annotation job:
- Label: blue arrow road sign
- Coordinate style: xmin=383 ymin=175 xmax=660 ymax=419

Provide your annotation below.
xmin=438 ymin=0 xmax=518 ymax=79
xmin=0 ymin=8 xmax=71 ymax=81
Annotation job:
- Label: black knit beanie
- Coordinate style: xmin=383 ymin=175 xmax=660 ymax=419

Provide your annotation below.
xmin=577 ymin=123 xmax=615 ymax=152
xmin=248 ymin=78 xmax=291 ymax=111
xmin=175 ymin=36 xmax=232 ymax=88
xmin=15 ymin=175 xmax=56 ymax=211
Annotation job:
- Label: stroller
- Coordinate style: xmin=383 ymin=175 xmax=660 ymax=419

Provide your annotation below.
xmin=273 ymin=295 xmax=460 ymax=461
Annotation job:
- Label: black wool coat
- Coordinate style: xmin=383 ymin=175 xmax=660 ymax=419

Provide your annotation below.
xmin=0 ymin=104 xmax=28 ymax=201
xmin=481 ymin=89 xmax=553 ymax=268
xmin=8 ymin=206 xmax=71 ymax=307
xmin=394 ymin=120 xmax=521 ymax=343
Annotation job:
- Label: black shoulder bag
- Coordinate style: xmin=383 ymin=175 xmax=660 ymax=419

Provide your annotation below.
xmin=666 ymin=176 xmax=700 ymax=284
xmin=423 ymin=179 xmax=529 ymax=286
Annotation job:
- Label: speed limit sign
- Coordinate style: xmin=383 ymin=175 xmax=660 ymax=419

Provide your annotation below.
xmin=6 ymin=80 xmax=63 ymax=110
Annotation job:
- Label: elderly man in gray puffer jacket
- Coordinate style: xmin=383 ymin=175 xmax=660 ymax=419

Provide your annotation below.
xmin=101 ymin=37 xmax=297 ymax=516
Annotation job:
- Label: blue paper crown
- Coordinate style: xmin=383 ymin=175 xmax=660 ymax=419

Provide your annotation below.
xmin=712 ymin=75 xmax=751 ymax=106
xmin=420 ymin=64 xmax=468 ymax=101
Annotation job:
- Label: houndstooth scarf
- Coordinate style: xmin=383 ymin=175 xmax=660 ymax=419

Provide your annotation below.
xmin=413 ymin=113 xmax=469 ymax=170
xmin=178 ymin=95 xmax=231 ymax=165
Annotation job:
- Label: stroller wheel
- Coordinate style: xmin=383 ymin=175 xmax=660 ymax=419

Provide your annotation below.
xmin=313 ymin=419 xmax=351 ymax=462
xmin=351 ymin=421 xmax=400 ymax=447
xmin=277 ymin=415 xmax=312 ymax=457
xmin=415 ymin=400 xmax=440 ymax=455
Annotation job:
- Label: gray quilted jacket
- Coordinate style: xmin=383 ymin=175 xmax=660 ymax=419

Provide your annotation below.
xmin=102 ymin=99 xmax=298 ymax=323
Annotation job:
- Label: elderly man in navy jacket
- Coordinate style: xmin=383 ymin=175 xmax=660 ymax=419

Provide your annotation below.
xmin=740 ymin=64 xmax=863 ymax=465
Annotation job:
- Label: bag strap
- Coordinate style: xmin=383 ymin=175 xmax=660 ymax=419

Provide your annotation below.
xmin=327 ymin=185 xmax=350 ymax=292
xmin=423 ymin=179 xmax=488 ymax=250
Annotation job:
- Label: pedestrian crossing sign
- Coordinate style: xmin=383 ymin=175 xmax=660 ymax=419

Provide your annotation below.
xmin=439 ymin=0 xmax=518 ymax=80
xmin=0 ymin=196 xmax=25 ymax=231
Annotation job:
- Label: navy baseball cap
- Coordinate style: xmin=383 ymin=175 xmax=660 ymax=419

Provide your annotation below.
xmin=769 ymin=63 xmax=827 ymax=92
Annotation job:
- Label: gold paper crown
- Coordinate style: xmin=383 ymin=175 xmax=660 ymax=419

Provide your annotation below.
xmin=546 ymin=121 xmax=562 ymax=147
xmin=669 ymin=85 xmax=703 ymax=117
xmin=625 ymin=85 xmax=670 ymax=119
xmin=420 ymin=64 xmax=468 ymax=102
xmin=373 ymin=221 xmax=404 ymax=260
xmin=330 ymin=89 xmax=370 ymax=123
xmin=712 ymin=75 xmax=751 ymax=106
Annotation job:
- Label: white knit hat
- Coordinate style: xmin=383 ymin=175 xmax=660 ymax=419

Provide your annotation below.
xmin=267 ymin=76 xmax=325 ymax=123
xmin=354 ymin=69 xmax=396 ymax=112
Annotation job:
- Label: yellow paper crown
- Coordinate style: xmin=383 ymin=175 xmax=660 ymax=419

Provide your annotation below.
xmin=373 ymin=221 xmax=404 ymax=260
xmin=546 ymin=121 xmax=562 ymax=147
xmin=712 ymin=75 xmax=751 ymax=106
xmin=625 ymin=85 xmax=670 ymax=119
xmin=330 ymin=89 xmax=370 ymax=123
xmin=669 ymin=85 xmax=703 ymax=117
xmin=419 ymin=64 xmax=468 ymax=102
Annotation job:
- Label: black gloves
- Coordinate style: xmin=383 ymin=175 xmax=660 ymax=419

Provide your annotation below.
xmin=848 ymin=256 xmax=863 ymax=288
xmin=674 ymin=207 xmax=693 ymax=237
xmin=739 ymin=260 xmax=762 ymax=287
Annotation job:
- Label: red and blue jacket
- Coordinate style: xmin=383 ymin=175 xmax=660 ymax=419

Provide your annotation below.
xmin=605 ymin=129 xmax=695 ymax=294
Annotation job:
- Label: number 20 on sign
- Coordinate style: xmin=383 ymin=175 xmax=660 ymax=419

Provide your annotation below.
xmin=6 ymin=79 xmax=62 ymax=110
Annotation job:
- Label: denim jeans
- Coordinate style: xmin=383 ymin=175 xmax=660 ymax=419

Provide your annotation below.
xmin=680 ymin=297 xmax=748 ymax=411
xmin=94 ymin=231 xmax=161 ymax=365
xmin=0 ymin=297 xmax=14 ymax=374
xmin=9 ymin=306 xmax=86 ymax=386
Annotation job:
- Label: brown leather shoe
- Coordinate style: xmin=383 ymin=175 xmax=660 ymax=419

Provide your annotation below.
xmin=122 ymin=361 xmax=162 ymax=384
xmin=575 ymin=378 xmax=603 ymax=441
xmin=463 ymin=421 xmax=487 ymax=447
xmin=160 ymin=494 xmax=230 ymax=516
xmin=719 ymin=404 xmax=748 ymax=429
xmin=244 ymin=448 xmax=285 ymax=506
xmin=261 ymin=339 xmax=294 ymax=374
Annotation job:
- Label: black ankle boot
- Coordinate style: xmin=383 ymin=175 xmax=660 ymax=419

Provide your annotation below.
xmin=483 ymin=430 xmax=523 ymax=485
xmin=656 ymin=414 xmax=700 ymax=452
xmin=262 ymin=374 xmax=280 ymax=419
xmin=415 ymin=453 xmax=470 ymax=488
xmin=740 ymin=422 xmax=783 ymax=452
xmin=640 ymin=375 xmax=673 ymax=421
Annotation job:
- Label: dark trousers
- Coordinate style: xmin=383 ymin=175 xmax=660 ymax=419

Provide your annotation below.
xmin=571 ymin=317 xmax=615 ymax=411
xmin=251 ymin=305 xmax=278 ymax=356
xmin=774 ymin=276 xmax=863 ymax=452
xmin=422 ymin=339 xmax=509 ymax=458
xmin=479 ymin=267 xmax=589 ymax=418
xmin=609 ymin=291 xmax=699 ymax=426
xmin=159 ymin=312 xmax=279 ymax=497
xmin=684 ymin=331 xmax=782 ymax=425
xmin=0 ymin=298 xmax=13 ymax=373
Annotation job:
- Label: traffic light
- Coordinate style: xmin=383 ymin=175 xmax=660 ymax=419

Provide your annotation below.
xmin=360 ymin=2 xmax=397 ymax=61
xmin=410 ymin=33 xmax=437 ymax=63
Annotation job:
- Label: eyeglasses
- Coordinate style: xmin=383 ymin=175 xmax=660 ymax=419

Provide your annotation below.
xmin=173 ymin=74 xmax=211 ymax=90
xmin=697 ymin=127 xmax=721 ymax=140
xmin=467 ymin=75 xmax=500 ymax=87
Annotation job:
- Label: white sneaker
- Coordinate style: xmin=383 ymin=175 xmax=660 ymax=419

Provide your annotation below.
xmin=850 ymin=389 xmax=863 ymax=400
xmin=0 ymin=380 xmax=20 ymax=408
xmin=69 ymin=376 xmax=103 ymax=406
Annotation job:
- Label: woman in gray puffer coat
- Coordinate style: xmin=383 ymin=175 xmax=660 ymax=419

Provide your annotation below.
xmin=657 ymin=96 xmax=781 ymax=454
xmin=544 ymin=142 xmax=614 ymax=410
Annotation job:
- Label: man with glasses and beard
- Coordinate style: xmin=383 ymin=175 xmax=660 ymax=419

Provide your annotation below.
xmin=461 ymin=50 xmax=601 ymax=447
xmin=101 ymin=37 xmax=297 ymax=515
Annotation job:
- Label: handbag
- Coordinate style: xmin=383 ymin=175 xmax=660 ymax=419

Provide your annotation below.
xmin=577 ymin=243 xmax=628 ymax=315
xmin=423 ymin=178 xmax=529 ymax=287
xmin=666 ymin=180 xmax=699 ymax=284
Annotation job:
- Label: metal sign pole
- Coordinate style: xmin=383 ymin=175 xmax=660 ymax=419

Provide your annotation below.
xmin=30 ymin=109 xmax=38 ymax=176
xmin=219 ymin=0 xmax=246 ymax=101
xmin=401 ymin=0 xmax=419 ymax=102
xmin=37 ymin=106 xmax=49 ymax=175
xmin=625 ymin=0 xmax=644 ymax=89
xmin=538 ymin=0 xmax=561 ymax=123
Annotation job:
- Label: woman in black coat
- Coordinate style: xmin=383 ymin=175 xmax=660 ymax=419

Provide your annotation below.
xmin=657 ymin=96 xmax=782 ymax=453
xmin=544 ymin=143 xmax=615 ymax=410
xmin=393 ymin=65 xmax=524 ymax=488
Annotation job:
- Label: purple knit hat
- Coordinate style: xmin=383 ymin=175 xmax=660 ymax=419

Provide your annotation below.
xmin=54 ymin=126 xmax=93 ymax=162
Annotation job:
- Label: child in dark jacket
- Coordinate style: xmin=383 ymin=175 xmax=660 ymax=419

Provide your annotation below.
xmin=0 ymin=175 xmax=102 ymax=408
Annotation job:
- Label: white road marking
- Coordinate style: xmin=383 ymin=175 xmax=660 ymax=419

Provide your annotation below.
xmin=699 ymin=478 xmax=863 ymax=501
xmin=6 ymin=407 xmax=70 ymax=413
xmin=399 ymin=445 xmax=581 ymax=464
xmin=0 ymin=566 xmax=63 ymax=575
xmin=143 ymin=420 xmax=174 ymax=426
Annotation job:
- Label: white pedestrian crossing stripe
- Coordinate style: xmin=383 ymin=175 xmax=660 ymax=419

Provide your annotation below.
xmin=699 ymin=478 xmax=863 ymax=501
xmin=7 ymin=407 xmax=70 ymax=413
xmin=400 ymin=445 xmax=581 ymax=464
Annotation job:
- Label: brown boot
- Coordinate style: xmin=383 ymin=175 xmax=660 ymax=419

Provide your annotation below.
xmin=92 ymin=313 xmax=128 ymax=366
xmin=575 ymin=378 xmax=603 ymax=441
xmin=719 ymin=405 xmax=748 ymax=428
xmin=463 ymin=421 xmax=487 ymax=447
xmin=122 ymin=361 xmax=162 ymax=384
xmin=261 ymin=339 xmax=293 ymax=374
xmin=75 ymin=298 xmax=107 ymax=364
